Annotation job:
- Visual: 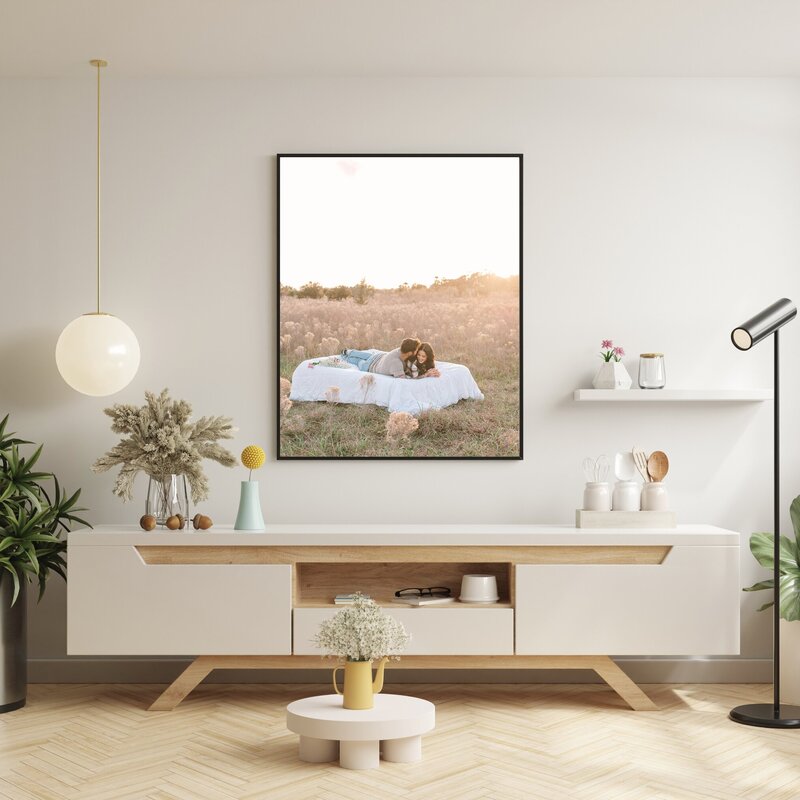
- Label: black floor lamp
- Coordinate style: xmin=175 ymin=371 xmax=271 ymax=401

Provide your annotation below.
xmin=729 ymin=297 xmax=800 ymax=728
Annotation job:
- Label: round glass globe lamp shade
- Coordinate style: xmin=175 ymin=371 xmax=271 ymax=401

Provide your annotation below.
xmin=56 ymin=313 xmax=140 ymax=396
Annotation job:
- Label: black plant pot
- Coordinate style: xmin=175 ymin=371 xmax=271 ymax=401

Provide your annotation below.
xmin=0 ymin=576 xmax=26 ymax=712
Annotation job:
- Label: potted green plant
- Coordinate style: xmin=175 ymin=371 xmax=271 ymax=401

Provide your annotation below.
xmin=744 ymin=494 xmax=800 ymax=703
xmin=0 ymin=415 xmax=89 ymax=712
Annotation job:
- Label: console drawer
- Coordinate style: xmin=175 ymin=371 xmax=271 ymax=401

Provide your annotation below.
xmin=515 ymin=546 xmax=739 ymax=655
xmin=67 ymin=545 xmax=291 ymax=655
xmin=293 ymin=607 xmax=514 ymax=655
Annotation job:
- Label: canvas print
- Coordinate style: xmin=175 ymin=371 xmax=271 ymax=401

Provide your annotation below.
xmin=277 ymin=154 xmax=522 ymax=459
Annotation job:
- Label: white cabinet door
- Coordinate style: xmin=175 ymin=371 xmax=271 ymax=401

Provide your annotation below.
xmin=293 ymin=607 xmax=514 ymax=655
xmin=515 ymin=546 xmax=740 ymax=655
xmin=68 ymin=546 xmax=292 ymax=655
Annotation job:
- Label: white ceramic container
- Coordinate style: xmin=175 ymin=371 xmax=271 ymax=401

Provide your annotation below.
xmin=459 ymin=574 xmax=499 ymax=603
xmin=583 ymin=482 xmax=611 ymax=511
xmin=612 ymin=480 xmax=641 ymax=511
xmin=641 ymin=482 xmax=669 ymax=511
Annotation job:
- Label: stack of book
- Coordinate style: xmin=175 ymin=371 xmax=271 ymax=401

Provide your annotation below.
xmin=333 ymin=593 xmax=369 ymax=605
xmin=392 ymin=595 xmax=455 ymax=607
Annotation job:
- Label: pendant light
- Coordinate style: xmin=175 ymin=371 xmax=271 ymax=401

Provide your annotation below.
xmin=56 ymin=59 xmax=140 ymax=396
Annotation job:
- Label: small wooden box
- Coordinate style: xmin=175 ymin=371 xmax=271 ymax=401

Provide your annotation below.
xmin=575 ymin=510 xmax=677 ymax=529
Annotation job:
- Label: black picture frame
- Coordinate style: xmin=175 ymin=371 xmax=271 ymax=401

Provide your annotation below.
xmin=277 ymin=153 xmax=523 ymax=460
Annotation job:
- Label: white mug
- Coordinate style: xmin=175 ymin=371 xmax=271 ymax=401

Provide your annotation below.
xmin=460 ymin=574 xmax=499 ymax=603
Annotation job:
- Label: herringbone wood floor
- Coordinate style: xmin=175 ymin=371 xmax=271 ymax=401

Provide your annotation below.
xmin=0 ymin=683 xmax=798 ymax=799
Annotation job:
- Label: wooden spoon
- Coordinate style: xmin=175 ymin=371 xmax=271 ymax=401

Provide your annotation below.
xmin=647 ymin=451 xmax=669 ymax=482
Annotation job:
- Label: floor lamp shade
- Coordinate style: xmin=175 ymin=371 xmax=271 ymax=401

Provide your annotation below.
xmin=731 ymin=298 xmax=796 ymax=350
xmin=55 ymin=313 xmax=140 ymax=396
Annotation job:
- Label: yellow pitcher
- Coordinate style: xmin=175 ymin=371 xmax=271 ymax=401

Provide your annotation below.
xmin=333 ymin=656 xmax=389 ymax=709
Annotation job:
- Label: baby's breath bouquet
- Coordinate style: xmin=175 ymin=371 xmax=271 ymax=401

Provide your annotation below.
xmin=92 ymin=389 xmax=236 ymax=503
xmin=314 ymin=594 xmax=410 ymax=662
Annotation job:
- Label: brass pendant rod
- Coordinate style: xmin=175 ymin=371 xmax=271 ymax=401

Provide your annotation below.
xmin=90 ymin=59 xmax=107 ymax=314
xmin=96 ymin=61 xmax=100 ymax=313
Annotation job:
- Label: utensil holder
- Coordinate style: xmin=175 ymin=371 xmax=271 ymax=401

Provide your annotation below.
xmin=641 ymin=481 xmax=669 ymax=511
xmin=583 ymin=482 xmax=611 ymax=511
xmin=612 ymin=480 xmax=640 ymax=511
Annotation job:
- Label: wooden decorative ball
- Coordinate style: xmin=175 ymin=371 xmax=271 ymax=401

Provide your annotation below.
xmin=139 ymin=514 xmax=156 ymax=531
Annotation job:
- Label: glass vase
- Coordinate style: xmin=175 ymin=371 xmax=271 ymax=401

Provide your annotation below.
xmin=146 ymin=474 xmax=189 ymax=527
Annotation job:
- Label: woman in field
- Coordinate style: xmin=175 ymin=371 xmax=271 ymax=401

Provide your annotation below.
xmin=413 ymin=343 xmax=437 ymax=377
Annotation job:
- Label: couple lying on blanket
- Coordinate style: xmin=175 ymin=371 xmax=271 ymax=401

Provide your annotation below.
xmin=341 ymin=337 xmax=441 ymax=379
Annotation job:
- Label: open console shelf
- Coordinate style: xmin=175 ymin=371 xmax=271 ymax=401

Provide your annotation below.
xmin=294 ymin=561 xmax=513 ymax=607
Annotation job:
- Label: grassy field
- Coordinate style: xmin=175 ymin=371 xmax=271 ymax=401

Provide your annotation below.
xmin=279 ymin=288 xmax=520 ymax=458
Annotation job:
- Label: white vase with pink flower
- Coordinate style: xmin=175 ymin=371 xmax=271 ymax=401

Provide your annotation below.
xmin=592 ymin=339 xmax=632 ymax=389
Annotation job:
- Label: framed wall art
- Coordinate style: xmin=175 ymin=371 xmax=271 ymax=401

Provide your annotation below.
xmin=277 ymin=154 xmax=522 ymax=459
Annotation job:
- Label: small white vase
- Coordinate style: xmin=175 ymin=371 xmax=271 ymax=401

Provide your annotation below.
xmin=592 ymin=361 xmax=632 ymax=390
xmin=780 ymin=619 xmax=800 ymax=705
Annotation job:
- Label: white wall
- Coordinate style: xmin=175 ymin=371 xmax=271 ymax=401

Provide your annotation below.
xmin=2 ymin=77 xmax=799 ymax=681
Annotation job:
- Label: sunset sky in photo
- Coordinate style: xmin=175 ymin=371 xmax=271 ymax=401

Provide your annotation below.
xmin=279 ymin=156 xmax=520 ymax=289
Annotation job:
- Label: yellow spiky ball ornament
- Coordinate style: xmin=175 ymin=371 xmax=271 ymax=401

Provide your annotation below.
xmin=241 ymin=445 xmax=265 ymax=479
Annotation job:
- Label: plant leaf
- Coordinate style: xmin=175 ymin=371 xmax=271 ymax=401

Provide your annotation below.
xmin=779 ymin=573 xmax=800 ymax=622
xmin=749 ymin=532 xmax=800 ymax=573
xmin=744 ymin=579 xmax=775 ymax=593
xmin=792 ymin=495 xmax=800 ymax=549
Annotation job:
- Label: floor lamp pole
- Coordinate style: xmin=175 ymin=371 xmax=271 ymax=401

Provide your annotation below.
xmin=730 ymin=320 xmax=800 ymax=727
xmin=773 ymin=329 xmax=780 ymax=716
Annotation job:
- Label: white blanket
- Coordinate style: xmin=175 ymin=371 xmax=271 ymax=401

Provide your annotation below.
xmin=289 ymin=354 xmax=484 ymax=415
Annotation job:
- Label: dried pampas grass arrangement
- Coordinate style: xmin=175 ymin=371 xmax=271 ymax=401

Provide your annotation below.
xmin=92 ymin=388 xmax=236 ymax=503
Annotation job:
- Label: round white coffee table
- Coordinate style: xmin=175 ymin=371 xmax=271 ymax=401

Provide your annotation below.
xmin=286 ymin=694 xmax=435 ymax=770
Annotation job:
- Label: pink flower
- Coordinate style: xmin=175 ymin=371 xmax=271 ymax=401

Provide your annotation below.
xmin=613 ymin=346 xmax=625 ymax=357
xmin=601 ymin=339 xmax=613 ymax=349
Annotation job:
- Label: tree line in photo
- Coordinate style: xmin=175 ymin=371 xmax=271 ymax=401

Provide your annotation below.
xmin=279 ymin=272 xmax=518 ymax=305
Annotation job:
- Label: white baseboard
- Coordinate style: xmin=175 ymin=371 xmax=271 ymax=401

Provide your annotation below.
xmin=28 ymin=657 xmax=772 ymax=684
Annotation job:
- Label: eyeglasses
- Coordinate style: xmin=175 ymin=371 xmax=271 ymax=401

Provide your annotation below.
xmin=394 ymin=587 xmax=452 ymax=598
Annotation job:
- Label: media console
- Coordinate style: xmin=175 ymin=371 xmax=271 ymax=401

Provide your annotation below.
xmin=67 ymin=524 xmax=740 ymax=711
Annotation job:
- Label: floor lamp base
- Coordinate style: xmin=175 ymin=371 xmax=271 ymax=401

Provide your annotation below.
xmin=730 ymin=703 xmax=800 ymax=728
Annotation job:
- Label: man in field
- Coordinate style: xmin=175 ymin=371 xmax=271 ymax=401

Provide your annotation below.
xmin=342 ymin=337 xmax=439 ymax=378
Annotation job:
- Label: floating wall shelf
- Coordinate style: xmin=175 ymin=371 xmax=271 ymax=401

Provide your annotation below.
xmin=573 ymin=389 xmax=773 ymax=402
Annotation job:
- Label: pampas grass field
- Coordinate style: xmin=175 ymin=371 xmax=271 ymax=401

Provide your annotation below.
xmin=278 ymin=286 xmax=520 ymax=458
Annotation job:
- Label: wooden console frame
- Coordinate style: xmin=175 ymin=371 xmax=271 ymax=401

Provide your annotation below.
xmin=149 ymin=654 xmax=658 ymax=712
xmin=143 ymin=544 xmax=669 ymax=712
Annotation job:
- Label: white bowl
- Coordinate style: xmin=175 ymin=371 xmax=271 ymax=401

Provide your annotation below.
xmin=459 ymin=574 xmax=499 ymax=604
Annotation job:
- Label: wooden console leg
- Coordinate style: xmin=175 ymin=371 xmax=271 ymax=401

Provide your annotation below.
xmin=592 ymin=656 xmax=658 ymax=711
xmin=148 ymin=657 xmax=215 ymax=711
